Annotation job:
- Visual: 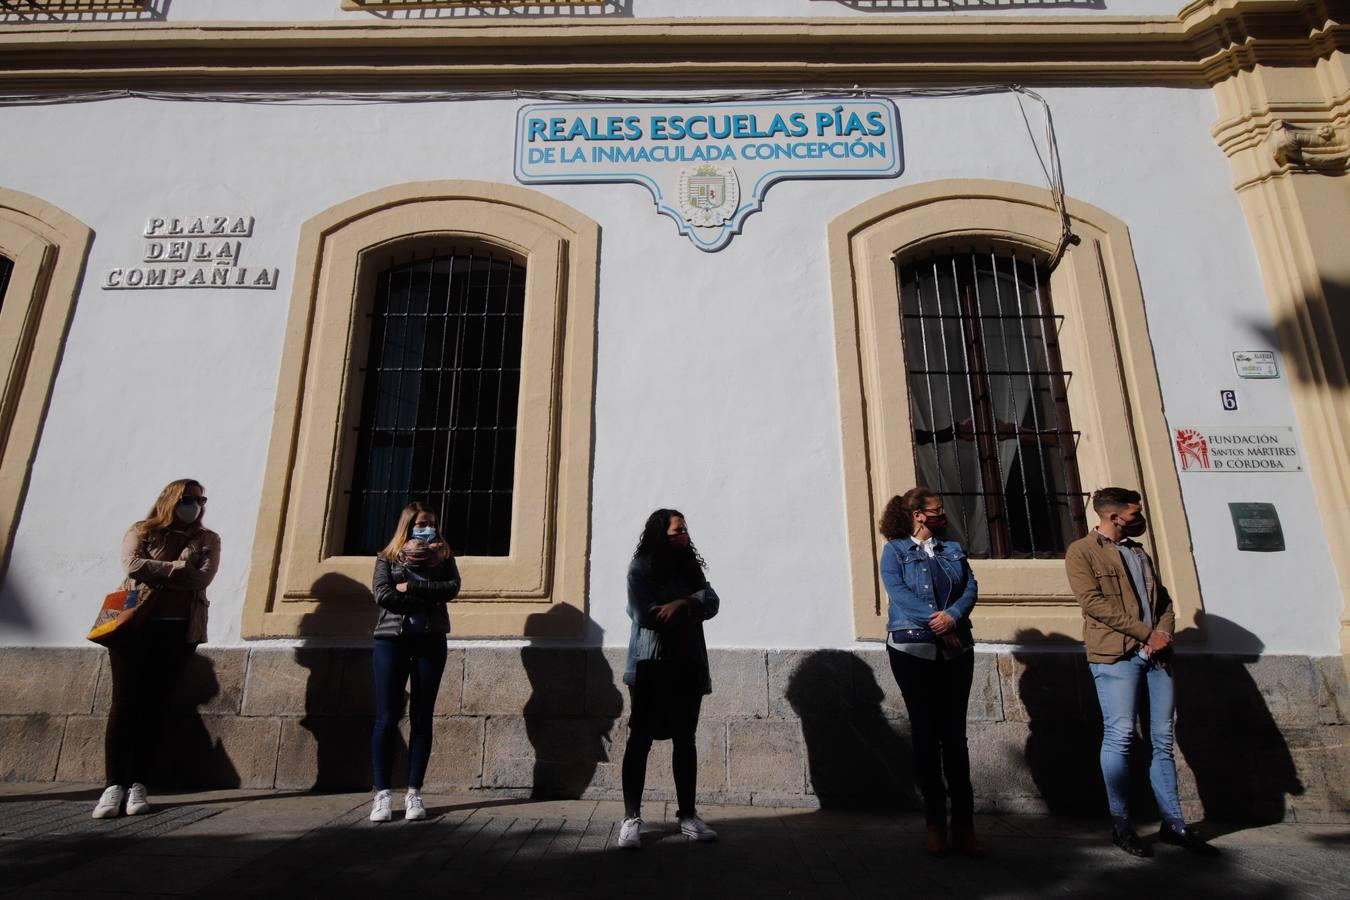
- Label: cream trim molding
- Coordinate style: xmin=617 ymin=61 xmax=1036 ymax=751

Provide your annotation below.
xmin=0 ymin=188 xmax=93 ymax=583
xmin=827 ymin=179 xmax=1202 ymax=644
xmin=1211 ymin=61 xmax=1350 ymax=661
xmin=0 ymin=1 xmax=1345 ymax=89
xmin=242 ymin=181 xmax=599 ymax=639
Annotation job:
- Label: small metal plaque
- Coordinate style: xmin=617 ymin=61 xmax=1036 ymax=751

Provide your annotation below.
xmin=1233 ymin=350 xmax=1279 ymax=379
xmin=1228 ymin=502 xmax=1285 ymax=552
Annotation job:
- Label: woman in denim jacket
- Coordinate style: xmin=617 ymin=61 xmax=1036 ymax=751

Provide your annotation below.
xmin=879 ymin=487 xmax=983 ymax=858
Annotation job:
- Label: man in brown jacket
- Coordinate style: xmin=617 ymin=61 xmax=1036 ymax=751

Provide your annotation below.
xmin=1066 ymin=487 xmax=1216 ymax=858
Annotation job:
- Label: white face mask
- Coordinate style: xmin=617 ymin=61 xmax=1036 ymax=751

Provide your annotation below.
xmin=175 ymin=501 xmax=202 ymax=524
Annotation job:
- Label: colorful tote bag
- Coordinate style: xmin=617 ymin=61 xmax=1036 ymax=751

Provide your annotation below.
xmin=87 ymin=588 xmax=149 ymax=646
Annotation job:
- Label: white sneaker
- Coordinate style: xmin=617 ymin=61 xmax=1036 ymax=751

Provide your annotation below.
xmin=369 ymin=789 xmax=393 ymax=823
xmin=92 ymin=785 xmax=124 ymax=819
xmin=404 ymin=790 xmax=426 ymax=821
xmin=125 ymin=783 xmax=150 ymax=816
xmin=679 ymin=815 xmax=718 ymax=842
xmin=617 ymin=815 xmax=642 ymax=849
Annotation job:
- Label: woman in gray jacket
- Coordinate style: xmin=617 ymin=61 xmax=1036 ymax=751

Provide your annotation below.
xmin=618 ymin=508 xmax=720 ymax=849
xmin=369 ymin=501 xmax=461 ymax=823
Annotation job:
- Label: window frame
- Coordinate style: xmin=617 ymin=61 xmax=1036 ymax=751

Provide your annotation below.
xmin=341 ymin=244 xmax=528 ymax=559
xmin=340 ymin=0 xmax=607 ymax=9
xmin=6 ymin=1 xmax=149 ymax=11
xmin=895 ymin=249 xmax=1088 ymax=560
xmin=827 ymin=179 xmax=1202 ymax=643
xmin=242 ymin=182 xmax=599 ymax=639
xmin=0 ymin=188 xmax=93 ymax=584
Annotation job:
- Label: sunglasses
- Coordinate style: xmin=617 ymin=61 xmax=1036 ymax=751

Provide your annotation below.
xmin=180 ymin=496 xmax=208 ymax=505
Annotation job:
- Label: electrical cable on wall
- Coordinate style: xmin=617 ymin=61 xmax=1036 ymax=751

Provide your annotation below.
xmin=0 ymin=84 xmax=1080 ymax=266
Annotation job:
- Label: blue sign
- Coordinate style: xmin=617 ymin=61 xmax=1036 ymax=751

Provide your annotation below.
xmin=514 ymin=98 xmax=903 ymax=251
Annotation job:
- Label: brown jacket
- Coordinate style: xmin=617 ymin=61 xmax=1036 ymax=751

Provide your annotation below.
xmin=1065 ymin=529 xmax=1175 ymax=664
xmin=120 ymin=525 xmax=220 ymax=643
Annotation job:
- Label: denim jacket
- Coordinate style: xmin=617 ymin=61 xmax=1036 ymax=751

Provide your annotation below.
xmin=623 ymin=556 xmax=720 ymax=695
xmin=880 ymin=538 xmax=978 ymax=634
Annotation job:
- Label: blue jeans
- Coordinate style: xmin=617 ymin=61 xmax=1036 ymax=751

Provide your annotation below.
xmin=1089 ymin=653 xmax=1184 ymax=825
xmin=372 ymin=635 xmax=447 ymax=791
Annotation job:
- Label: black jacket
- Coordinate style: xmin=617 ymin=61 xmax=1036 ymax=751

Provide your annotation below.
xmin=372 ymin=556 xmax=461 ymax=638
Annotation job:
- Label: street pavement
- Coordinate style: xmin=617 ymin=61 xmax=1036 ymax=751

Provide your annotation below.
xmin=1 ymin=783 xmax=1347 ymax=898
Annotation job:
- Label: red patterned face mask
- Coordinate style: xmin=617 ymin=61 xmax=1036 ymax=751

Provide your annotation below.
xmin=669 ymin=532 xmax=691 ymax=548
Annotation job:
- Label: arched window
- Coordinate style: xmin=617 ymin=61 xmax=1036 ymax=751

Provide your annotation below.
xmin=897 ymin=250 xmax=1086 ymax=558
xmin=345 ymin=247 xmax=526 ymax=557
xmin=828 ymin=180 xmax=1201 ymax=642
xmin=0 ymin=190 xmax=93 ymax=583
xmin=244 ymin=182 xmax=599 ymax=639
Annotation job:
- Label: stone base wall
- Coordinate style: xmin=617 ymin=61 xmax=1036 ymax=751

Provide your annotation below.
xmin=2 ymin=646 xmax=1346 ymax=823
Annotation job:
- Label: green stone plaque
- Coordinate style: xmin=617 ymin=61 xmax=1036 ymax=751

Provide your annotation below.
xmin=1228 ymin=502 xmax=1285 ymax=552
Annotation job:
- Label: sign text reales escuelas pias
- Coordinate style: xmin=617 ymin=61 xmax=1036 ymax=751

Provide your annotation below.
xmin=513 ymin=99 xmax=903 ymax=251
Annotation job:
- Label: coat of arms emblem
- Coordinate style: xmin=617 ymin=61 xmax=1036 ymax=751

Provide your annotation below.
xmin=678 ymin=165 xmax=740 ymax=228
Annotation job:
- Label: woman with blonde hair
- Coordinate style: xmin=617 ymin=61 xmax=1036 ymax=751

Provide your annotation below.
xmin=93 ymin=478 xmax=219 ymax=820
xmin=368 ymin=501 xmax=461 ymax=822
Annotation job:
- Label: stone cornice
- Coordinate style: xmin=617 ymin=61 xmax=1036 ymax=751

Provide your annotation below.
xmin=0 ymin=1 xmax=1343 ymax=89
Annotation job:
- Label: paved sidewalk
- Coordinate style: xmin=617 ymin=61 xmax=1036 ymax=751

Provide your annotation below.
xmin=1 ymin=784 xmax=1347 ymax=898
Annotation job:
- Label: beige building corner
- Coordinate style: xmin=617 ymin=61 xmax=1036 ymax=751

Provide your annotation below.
xmin=1209 ymin=44 xmax=1350 ymax=668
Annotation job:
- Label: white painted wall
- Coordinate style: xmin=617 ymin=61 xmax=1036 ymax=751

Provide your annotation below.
xmin=0 ymin=85 xmax=1339 ymax=655
xmin=0 ymin=0 xmax=1192 ymax=25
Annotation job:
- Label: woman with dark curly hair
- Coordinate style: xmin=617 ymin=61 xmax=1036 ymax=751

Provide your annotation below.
xmin=616 ymin=508 xmax=720 ymax=850
xmin=879 ymin=487 xmax=984 ymax=857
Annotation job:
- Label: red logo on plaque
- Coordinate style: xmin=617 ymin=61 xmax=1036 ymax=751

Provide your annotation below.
xmin=1175 ymin=428 xmax=1210 ymax=471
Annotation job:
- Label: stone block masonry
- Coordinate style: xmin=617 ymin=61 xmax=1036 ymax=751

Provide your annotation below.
xmin=0 ymin=646 xmax=1345 ymax=823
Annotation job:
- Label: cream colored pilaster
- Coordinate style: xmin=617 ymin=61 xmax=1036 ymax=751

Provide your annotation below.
xmin=1212 ymin=55 xmax=1350 ymax=662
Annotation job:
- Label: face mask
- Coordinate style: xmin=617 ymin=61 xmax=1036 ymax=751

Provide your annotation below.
xmin=922 ymin=513 xmax=948 ymax=532
xmin=412 ymin=527 xmax=437 ymax=542
xmin=668 ymin=532 xmax=691 ymax=549
xmin=1120 ymin=517 xmax=1147 ymax=538
xmin=175 ymin=501 xmax=201 ymax=524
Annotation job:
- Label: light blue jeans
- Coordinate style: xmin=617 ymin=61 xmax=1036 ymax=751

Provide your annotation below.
xmin=1088 ymin=653 xmax=1185 ymax=825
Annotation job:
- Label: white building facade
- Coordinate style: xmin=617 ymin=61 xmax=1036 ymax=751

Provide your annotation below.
xmin=0 ymin=0 xmax=1345 ymax=818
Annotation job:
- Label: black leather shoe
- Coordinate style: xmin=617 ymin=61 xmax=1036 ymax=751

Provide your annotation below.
xmin=1112 ymin=827 xmax=1153 ymax=858
xmin=1158 ymin=824 xmax=1220 ymax=857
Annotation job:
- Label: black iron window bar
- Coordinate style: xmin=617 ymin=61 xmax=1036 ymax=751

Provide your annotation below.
xmin=896 ymin=250 xmax=1087 ymax=559
xmin=344 ymin=247 xmax=525 ymax=558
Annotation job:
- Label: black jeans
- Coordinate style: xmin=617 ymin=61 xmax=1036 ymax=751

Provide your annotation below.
xmin=887 ymin=646 xmax=975 ymax=828
xmin=371 ymin=634 xmax=447 ymax=791
xmin=622 ymin=663 xmax=702 ymax=820
xmin=104 ymin=620 xmax=197 ymax=787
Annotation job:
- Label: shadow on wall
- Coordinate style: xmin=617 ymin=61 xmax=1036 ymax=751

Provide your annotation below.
xmin=811 ymin=0 xmax=1105 ymax=11
xmin=156 ymin=652 xmax=241 ymax=789
xmin=1244 ymin=278 xmax=1350 ymax=391
xmin=0 ymin=1 xmax=171 ymax=24
xmin=1010 ymin=630 xmax=1109 ymax=818
xmin=1012 ymin=620 xmax=1303 ymax=826
xmin=0 ymin=574 xmax=37 ymax=636
xmin=294 ymin=572 xmax=387 ymax=791
xmin=1172 ymin=612 xmax=1303 ymax=825
xmin=521 ymin=604 xmax=622 ymax=799
xmin=785 ymin=650 xmax=916 ymax=809
xmin=356 ymin=0 xmax=631 ymax=20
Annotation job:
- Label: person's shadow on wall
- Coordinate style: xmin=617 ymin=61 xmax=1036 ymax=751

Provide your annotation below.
xmin=1012 ymin=621 xmax=1304 ymax=827
xmin=158 ymin=652 xmax=241 ymax=789
xmin=785 ymin=650 xmax=915 ymax=808
xmin=521 ymin=604 xmax=622 ymax=799
xmin=294 ymin=572 xmax=387 ymax=791
xmin=1172 ymin=612 xmax=1304 ymax=827
xmin=1011 ymin=630 xmax=1109 ymax=817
